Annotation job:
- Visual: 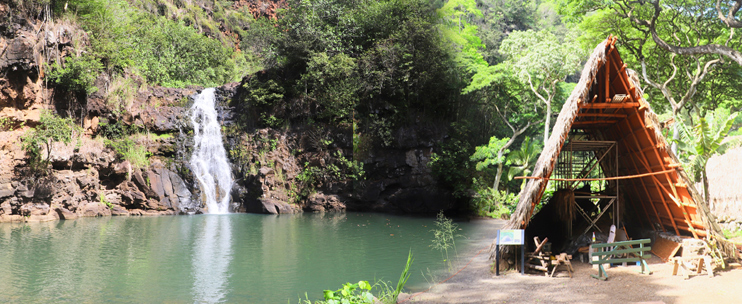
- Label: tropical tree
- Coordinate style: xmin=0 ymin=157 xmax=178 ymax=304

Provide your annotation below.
xmin=505 ymin=136 xmax=541 ymax=189
xmin=471 ymin=136 xmax=511 ymax=191
xmin=473 ymin=29 xmax=582 ymax=144
xmin=677 ymin=108 xmax=740 ymax=207
xmin=562 ymin=0 xmax=742 ymax=153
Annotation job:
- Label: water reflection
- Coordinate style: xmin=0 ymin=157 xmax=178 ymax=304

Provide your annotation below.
xmin=192 ymin=215 xmax=233 ymax=303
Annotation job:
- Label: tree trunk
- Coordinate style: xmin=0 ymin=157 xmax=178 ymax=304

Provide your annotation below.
xmin=543 ymin=102 xmax=551 ymax=145
xmin=494 ymin=162 xmax=503 ymax=192
xmin=671 ymin=122 xmax=680 ymax=155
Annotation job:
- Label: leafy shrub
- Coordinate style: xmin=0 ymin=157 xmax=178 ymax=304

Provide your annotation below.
xmin=471 ymin=178 xmax=518 ymax=219
xmin=322 ymin=281 xmax=375 ymax=304
xmin=21 ymin=111 xmax=81 ymax=174
xmin=298 ymin=251 xmax=413 ymax=304
xmin=57 ymin=0 xmax=247 ymax=88
xmin=105 ymin=137 xmax=150 ymax=169
xmin=97 ymin=118 xmax=131 ymax=140
xmin=428 ymin=123 xmax=474 ymax=197
xmin=46 ymin=53 xmax=103 ymax=95
xmin=299 ymin=52 xmax=359 ymax=123
xmin=131 ymin=16 xmax=239 ymax=87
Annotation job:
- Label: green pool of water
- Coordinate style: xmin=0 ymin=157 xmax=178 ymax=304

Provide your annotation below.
xmin=0 ymin=213 xmax=496 ymax=303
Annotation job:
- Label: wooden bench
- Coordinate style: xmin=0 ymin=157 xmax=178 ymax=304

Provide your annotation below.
xmin=590 ymin=239 xmax=652 ymax=280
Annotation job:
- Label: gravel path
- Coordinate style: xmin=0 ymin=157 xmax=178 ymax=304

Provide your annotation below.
xmin=403 ymin=219 xmax=742 ymax=304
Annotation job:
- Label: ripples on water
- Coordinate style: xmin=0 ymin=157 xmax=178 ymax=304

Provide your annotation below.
xmin=0 ymin=213 xmax=496 ymax=303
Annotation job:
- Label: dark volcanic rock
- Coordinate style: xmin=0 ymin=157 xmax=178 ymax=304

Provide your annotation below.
xmin=306 ymin=193 xmax=346 ymax=213
xmin=246 ymin=198 xmax=300 ymax=214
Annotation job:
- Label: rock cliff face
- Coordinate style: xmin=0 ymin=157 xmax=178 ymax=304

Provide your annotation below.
xmin=351 ymin=123 xmax=455 ymax=213
xmin=0 ymin=2 xmax=456 ymax=222
xmin=223 ymin=83 xmax=455 ymax=215
xmin=0 ymin=4 xmax=201 ymax=221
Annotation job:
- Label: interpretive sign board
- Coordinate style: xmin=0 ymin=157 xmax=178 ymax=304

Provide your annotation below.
xmin=495 ymin=229 xmax=525 ymax=276
xmin=497 ymin=229 xmax=524 ymax=245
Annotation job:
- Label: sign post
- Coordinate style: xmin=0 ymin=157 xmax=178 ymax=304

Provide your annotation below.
xmin=495 ymin=229 xmax=525 ymax=276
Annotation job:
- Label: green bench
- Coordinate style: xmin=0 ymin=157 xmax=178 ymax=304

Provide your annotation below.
xmin=590 ymin=238 xmax=652 ymax=280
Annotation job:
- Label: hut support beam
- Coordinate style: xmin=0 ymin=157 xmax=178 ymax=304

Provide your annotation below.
xmin=608 ymin=127 xmax=655 ymax=230
xmin=621 ymin=118 xmax=680 ymax=235
xmin=631 ymin=111 xmax=698 ymax=238
xmin=623 ymin=144 xmax=666 ymax=232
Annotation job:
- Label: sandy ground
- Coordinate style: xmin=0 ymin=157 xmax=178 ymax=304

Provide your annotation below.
xmin=402 ymin=219 xmax=742 ymax=304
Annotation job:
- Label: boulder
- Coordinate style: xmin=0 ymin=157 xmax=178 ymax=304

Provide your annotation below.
xmin=110 ymin=205 xmax=129 ymax=216
xmin=131 ymin=169 xmax=158 ymax=199
xmin=169 ymin=171 xmax=191 ymax=212
xmin=306 ymin=193 xmax=346 ymax=212
xmin=0 ymin=183 xmax=13 ymax=198
xmin=81 ymin=202 xmax=112 ymax=217
xmin=116 ymin=181 xmax=147 ymax=208
xmin=55 ymin=207 xmax=78 ymax=220
xmin=246 ymin=198 xmax=300 ymax=214
xmin=19 ymin=203 xmax=49 ymax=216
xmin=0 ymin=200 xmax=11 ymax=215
xmin=0 ymin=214 xmax=23 ymax=222
xmin=27 ymin=213 xmax=59 ymax=222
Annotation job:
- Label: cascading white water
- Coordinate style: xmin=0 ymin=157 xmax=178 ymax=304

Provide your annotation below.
xmin=189 ymin=88 xmax=233 ymax=214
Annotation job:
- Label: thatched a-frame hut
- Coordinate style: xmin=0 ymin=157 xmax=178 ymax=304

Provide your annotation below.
xmin=707 ymin=144 xmax=742 ymax=220
xmin=500 ymin=37 xmax=731 ymax=257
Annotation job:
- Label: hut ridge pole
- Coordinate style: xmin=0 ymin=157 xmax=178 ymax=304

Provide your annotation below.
xmin=609 ymin=55 xmax=635 ymax=102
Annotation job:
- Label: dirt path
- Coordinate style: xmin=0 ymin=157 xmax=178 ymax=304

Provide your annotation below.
xmin=403 ymin=219 xmax=742 ymax=304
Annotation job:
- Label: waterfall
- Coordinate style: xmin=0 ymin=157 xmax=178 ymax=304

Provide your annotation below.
xmin=189 ymin=88 xmax=233 ymax=214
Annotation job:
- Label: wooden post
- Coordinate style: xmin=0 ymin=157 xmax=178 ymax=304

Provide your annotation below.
xmin=521 ymin=243 xmax=525 ymax=275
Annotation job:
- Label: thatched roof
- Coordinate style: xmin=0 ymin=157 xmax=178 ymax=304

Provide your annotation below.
xmin=498 ymin=37 xmax=731 ymax=256
xmin=707 ymin=144 xmax=742 ymax=219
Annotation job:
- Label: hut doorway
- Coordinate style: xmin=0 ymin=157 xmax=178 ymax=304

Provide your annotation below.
xmin=555 ymin=140 xmax=619 ymax=238
xmin=525 ymin=139 xmax=620 ymax=253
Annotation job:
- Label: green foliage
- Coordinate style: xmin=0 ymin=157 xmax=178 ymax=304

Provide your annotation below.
xmin=99 ymin=192 xmax=113 ymax=209
xmin=300 ymin=52 xmax=359 ymax=123
xmin=57 ymin=0 xmax=248 ymax=88
xmin=471 ymin=178 xmax=518 ymax=218
xmin=677 ymin=108 xmax=740 ymax=202
xmin=470 ymin=136 xmax=510 ymax=172
xmin=298 ymin=252 xmax=413 ymax=304
xmin=97 ymin=118 xmax=131 ymax=140
xmin=105 ymin=137 xmax=151 ymax=169
xmin=499 ymin=29 xmax=582 ymax=86
xmin=46 ymin=53 xmax=103 ymax=95
xmin=430 ymin=211 xmax=458 ymax=270
xmin=21 ymin=111 xmax=80 ymax=174
xmin=505 ymin=136 xmax=541 ymax=188
xmin=723 ymin=228 xmax=742 ymax=240
xmin=0 ymin=117 xmax=21 ymax=131
xmin=390 ymin=250 xmax=413 ymax=304
xmin=321 ymin=281 xmax=374 ymax=304
xmin=428 ymin=124 xmax=474 ymax=197
xmin=131 ymin=16 xmax=238 ymax=87
xmin=438 ymin=0 xmax=487 ymax=73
